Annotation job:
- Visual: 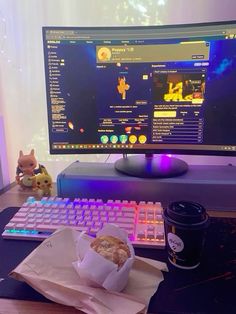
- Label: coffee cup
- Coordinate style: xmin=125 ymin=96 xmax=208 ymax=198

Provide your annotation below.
xmin=163 ymin=201 xmax=209 ymax=269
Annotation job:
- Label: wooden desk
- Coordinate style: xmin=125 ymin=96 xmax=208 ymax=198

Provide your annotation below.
xmin=0 ymin=298 xmax=82 ymax=314
xmin=0 ymin=183 xmax=58 ymax=213
xmin=0 ymin=183 xmax=235 ymax=314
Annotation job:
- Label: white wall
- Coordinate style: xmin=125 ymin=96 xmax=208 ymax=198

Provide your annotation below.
xmin=0 ymin=116 xmax=10 ymax=189
xmin=0 ymin=0 xmax=235 ymax=184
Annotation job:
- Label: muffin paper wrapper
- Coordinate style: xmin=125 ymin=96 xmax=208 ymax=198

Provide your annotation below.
xmin=73 ymin=224 xmax=135 ymax=292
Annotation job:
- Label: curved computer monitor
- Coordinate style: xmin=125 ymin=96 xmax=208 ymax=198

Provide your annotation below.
xmin=42 ymin=21 xmax=236 ymax=178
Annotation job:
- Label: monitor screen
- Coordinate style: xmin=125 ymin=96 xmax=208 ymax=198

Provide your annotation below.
xmin=42 ymin=22 xmax=236 ymax=177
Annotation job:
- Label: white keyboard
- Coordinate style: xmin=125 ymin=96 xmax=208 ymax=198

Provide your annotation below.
xmin=2 ymin=196 xmax=165 ymax=249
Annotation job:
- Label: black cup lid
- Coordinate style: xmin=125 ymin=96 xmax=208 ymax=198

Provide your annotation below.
xmin=166 ymin=201 xmax=207 ymax=224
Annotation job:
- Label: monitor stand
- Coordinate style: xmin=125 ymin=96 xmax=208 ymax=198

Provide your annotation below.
xmin=114 ymin=154 xmax=188 ymax=178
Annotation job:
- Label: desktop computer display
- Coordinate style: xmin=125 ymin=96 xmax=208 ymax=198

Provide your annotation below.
xmin=42 ymin=21 xmax=236 ymax=177
xmin=2 ymin=22 xmax=236 ymax=244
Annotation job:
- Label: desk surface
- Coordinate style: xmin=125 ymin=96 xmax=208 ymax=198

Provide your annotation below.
xmin=0 ymin=183 xmax=235 ymax=314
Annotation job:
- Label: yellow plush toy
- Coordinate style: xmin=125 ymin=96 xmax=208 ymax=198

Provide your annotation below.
xmin=32 ymin=166 xmax=53 ymax=196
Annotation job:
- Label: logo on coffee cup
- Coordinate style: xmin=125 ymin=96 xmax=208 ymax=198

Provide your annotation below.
xmin=167 ymin=233 xmax=184 ymax=252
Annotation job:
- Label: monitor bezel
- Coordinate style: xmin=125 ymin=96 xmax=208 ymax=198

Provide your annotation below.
xmin=43 ymin=20 xmax=236 ymax=157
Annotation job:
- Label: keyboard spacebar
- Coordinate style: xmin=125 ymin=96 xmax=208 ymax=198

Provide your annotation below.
xmin=36 ymin=224 xmax=88 ymax=233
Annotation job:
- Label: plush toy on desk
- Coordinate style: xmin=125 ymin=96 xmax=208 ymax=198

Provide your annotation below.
xmin=15 ymin=149 xmax=45 ymax=190
xmin=33 ymin=166 xmax=53 ymax=196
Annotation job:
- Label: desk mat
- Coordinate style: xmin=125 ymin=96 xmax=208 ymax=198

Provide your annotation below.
xmin=0 ymin=207 xmax=235 ymax=314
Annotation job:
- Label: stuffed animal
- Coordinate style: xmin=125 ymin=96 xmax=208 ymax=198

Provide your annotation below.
xmin=33 ymin=166 xmax=53 ymax=196
xmin=15 ymin=149 xmax=45 ymax=190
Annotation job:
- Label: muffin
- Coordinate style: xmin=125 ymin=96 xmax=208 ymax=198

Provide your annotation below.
xmin=90 ymin=235 xmax=131 ymax=269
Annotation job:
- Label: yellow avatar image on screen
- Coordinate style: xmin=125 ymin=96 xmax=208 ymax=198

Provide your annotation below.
xmin=97 ymin=47 xmax=112 ymax=61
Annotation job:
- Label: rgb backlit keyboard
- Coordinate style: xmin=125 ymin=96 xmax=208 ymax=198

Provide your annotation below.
xmin=2 ymin=196 xmax=165 ymax=248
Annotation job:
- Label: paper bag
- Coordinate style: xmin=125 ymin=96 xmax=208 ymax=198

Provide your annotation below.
xmin=10 ymin=227 xmax=167 ymax=314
